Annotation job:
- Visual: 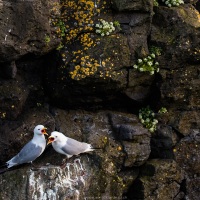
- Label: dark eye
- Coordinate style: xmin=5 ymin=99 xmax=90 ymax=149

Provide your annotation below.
xmin=38 ymin=129 xmax=40 ymax=130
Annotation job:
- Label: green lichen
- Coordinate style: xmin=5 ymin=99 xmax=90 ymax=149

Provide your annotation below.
xmin=153 ymin=0 xmax=159 ymax=6
xmin=158 ymin=107 xmax=168 ymax=114
xmin=149 ymin=46 xmax=162 ymax=56
xmin=44 ymin=35 xmax=51 ymax=44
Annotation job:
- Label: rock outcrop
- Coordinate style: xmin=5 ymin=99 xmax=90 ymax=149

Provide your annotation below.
xmin=0 ymin=0 xmax=200 ymax=199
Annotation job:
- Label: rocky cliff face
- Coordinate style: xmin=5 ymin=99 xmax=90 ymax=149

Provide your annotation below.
xmin=0 ymin=0 xmax=200 ymax=199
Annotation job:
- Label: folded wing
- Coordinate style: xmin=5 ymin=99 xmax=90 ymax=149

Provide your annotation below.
xmin=6 ymin=141 xmax=43 ymax=168
xmin=61 ymin=138 xmax=92 ymax=156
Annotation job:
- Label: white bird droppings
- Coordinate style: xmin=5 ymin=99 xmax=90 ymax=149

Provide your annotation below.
xmin=27 ymin=159 xmax=87 ymax=199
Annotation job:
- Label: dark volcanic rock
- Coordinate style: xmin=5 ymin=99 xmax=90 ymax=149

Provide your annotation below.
xmin=43 ymin=1 xmax=153 ymax=108
xmin=109 ymin=112 xmax=151 ymax=167
xmin=51 ymin=109 xmax=151 ymax=168
xmin=112 ymin=0 xmax=153 ymax=12
xmin=160 ymin=66 xmax=200 ymax=111
xmin=126 ymin=159 xmax=185 ymax=200
xmin=174 ymin=130 xmax=200 ymax=176
xmin=0 ymin=61 xmax=17 ymax=79
xmin=169 ymin=111 xmax=200 ymax=136
xmin=0 ymin=0 xmax=200 ymax=199
xmin=0 ymin=0 xmax=59 ymax=63
xmin=150 ymin=124 xmax=179 ymax=159
xmin=186 ymin=177 xmax=200 ymax=200
xmin=0 ymin=108 xmax=55 ymax=164
xmin=151 ymin=4 xmax=200 ymax=66
xmin=125 ymin=71 xmax=155 ymax=102
xmin=0 ymin=75 xmax=29 ymax=120
xmin=0 ymin=109 xmax=148 ymax=199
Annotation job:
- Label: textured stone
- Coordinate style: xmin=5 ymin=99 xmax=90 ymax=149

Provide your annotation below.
xmin=170 ymin=111 xmax=200 ymax=136
xmin=125 ymin=71 xmax=155 ymax=102
xmin=151 ymin=5 xmax=200 ymax=65
xmin=186 ymin=177 xmax=200 ymax=200
xmin=160 ymin=66 xmax=200 ymax=111
xmin=0 ymin=108 xmax=55 ymax=164
xmin=0 ymin=75 xmax=29 ymax=120
xmin=126 ymin=159 xmax=185 ymax=200
xmin=174 ymin=131 xmax=200 ymax=176
xmin=44 ymin=4 xmax=153 ymax=107
xmin=0 ymin=61 xmax=17 ymax=79
xmin=112 ymin=0 xmax=153 ymax=12
xmin=150 ymin=124 xmax=178 ymax=159
xmin=0 ymin=0 xmax=59 ymax=62
xmin=109 ymin=112 xmax=151 ymax=167
xmin=0 ymin=0 xmax=200 ymax=199
xmin=0 ymin=110 xmax=144 ymax=199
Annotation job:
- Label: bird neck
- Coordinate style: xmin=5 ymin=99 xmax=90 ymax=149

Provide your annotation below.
xmin=32 ymin=134 xmax=45 ymax=142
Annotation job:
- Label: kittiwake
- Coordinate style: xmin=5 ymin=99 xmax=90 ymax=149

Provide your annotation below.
xmin=47 ymin=131 xmax=94 ymax=159
xmin=3 ymin=125 xmax=48 ymax=169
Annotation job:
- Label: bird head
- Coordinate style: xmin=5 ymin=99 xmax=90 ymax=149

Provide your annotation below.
xmin=47 ymin=131 xmax=62 ymax=145
xmin=34 ymin=125 xmax=48 ymax=136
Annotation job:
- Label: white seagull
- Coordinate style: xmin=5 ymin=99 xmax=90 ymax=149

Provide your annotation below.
xmin=4 ymin=125 xmax=48 ymax=169
xmin=47 ymin=131 xmax=94 ymax=159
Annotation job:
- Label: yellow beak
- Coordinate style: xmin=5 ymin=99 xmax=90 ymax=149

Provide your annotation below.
xmin=47 ymin=136 xmax=54 ymax=145
xmin=42 ymin=127 xmax=48 ymax=136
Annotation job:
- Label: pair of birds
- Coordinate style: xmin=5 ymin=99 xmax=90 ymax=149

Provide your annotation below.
xmin=2 ymin=125 xmax=94 ymax=169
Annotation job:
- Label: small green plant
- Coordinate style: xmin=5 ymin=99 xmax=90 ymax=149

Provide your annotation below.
xmin=56 ymin=43 xmax=64 ymax=51
xmin=44 ymin=35 xmax=51 ymax=44
xmin=158 ymin=107 xmax=168 ymax=114
xmin=133 ymin=53 xmax=159 ymax=75
xmin=139 ymin=106 xmax=158 ymax=133
xmin=36 ymin=102 xmax=42 ymax=107
xmin=55 ymin=19 xmax=66 ymax=50
xmin=162 ymin=0 xmax=184 ymax=7
xmin=150 ymin=46 xmax=162 ymax=56
xmin=113 ymin=21 xmax=121 ymax=30
xmin=139 ymin=106 xmax=167 ymax=133
xmin=154 ymin=0 xmax=159 ymax=6
xmin=95 ymin=19 xmax=120 ymax=36
xmin=56 ymin=19 xmax=66 ymax=37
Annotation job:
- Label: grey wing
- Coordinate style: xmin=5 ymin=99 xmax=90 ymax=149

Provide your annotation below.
xmin=61 ymin=138 xmax=90 ymax=156
xmin=11 ymin=141 xmax=43 ymax=164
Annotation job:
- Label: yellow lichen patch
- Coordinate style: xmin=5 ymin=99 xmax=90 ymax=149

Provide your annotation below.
xmin=0 ymin=112 xmax=6 ymax=119
xmin=68 ymin=51 xmax=125 ymax=80
xmin=54 ymin=0 xmax=101 ymax=44
xmin=49 ymin=0 xmax=111 ymax=48
xmin=173 ymin=148 xmax=177 ymax=153
xmin=80 ymin=33 xmax=94 ymax=49
xmin=69 ymin=55 xmax=101 ymax=80
xmin=98 ymin=57 xmax=124 ymax=79
xmin=117 ymin=146 xmax=122 ymax=151
xmin=50 ymin=0 xmax=119 ymax=81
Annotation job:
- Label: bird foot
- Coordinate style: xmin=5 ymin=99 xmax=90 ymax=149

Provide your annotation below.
xmin=60 ymin=158 xmax=68 ymax=169
xmin=60 ymin=162 xmax=67 ymax=169
xmin=30 ymin=162 xmax=41 ymax=171
xmin=30 ymin=162 xmax=37 ymax=167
